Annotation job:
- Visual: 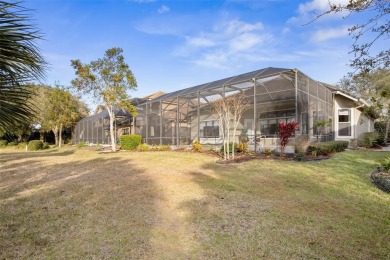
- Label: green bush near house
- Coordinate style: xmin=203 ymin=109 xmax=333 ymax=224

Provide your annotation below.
xmin=192 ymin=141 xmax=203 ymax=152
xmin=307 ymin=141 xmax=349 ymax=155
xmin=380 ymin=157 xmax=390 ymax=172
xmin=7 ymin=141 xmax=18 ymax=146
xmin=0 ymin=140 xmax=8 ymax=147
xmin=27 ymin=140 xmax=44 ymax=151
xmin=136 ymin=143 xmax=150 ymax=151
xmin=120 ymin=134 xmax=142 ymax=150
xmin=357 ymin=132 xmax=380 ymax=148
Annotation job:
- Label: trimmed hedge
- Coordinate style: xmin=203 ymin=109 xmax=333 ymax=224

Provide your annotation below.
xmin=28 ymin=140 xmax=44 ymax=151
xmin=120 ymin=134 xmax=142 ymax=150
xmin=0 ymin=140 xmax=8 ymax=147
xmin=307 ymin=141 xmax=349 ymax=155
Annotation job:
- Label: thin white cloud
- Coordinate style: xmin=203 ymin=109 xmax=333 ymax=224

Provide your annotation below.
xmin=229 ymin=33 xmax=270 ymax=52
xmin=299 ymin=0 xmax=349 ymax=13
xmin=158 ymin=5 xmax=170 ymax=14
xmin=311 ymin=25 xmax=350 ymax=42
xmin=225 ymin=20 xmax=263 ymax=35
xmin=288 ymin=0 xmax=350 ymax=24
xmin=186 ymin=36 xmax=216 ymax=48
xmin=175 ymin=19 xmax=273 ymax=69
xmin=194 ymin=51 xmax=229 ymax=69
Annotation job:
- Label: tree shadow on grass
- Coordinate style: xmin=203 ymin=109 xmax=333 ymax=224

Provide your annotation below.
xmin=0 ymin=148 xmax=76 ymax=164
xmin=0 ymin=154 xmax=162 ymax=259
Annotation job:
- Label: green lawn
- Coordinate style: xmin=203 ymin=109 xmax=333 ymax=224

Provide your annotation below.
xmin=0 ymin=148 xmax=389 ymax=259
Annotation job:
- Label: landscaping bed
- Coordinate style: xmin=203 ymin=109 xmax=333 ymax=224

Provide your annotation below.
xmin=371 ymin=168 xmax=390 ymax=194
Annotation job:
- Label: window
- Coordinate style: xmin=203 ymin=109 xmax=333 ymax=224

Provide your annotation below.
xmin=200 ymin=120 xmax=219 ymax=138
xmin=338 ymin=109 xmax=351 ymax=136
xmin=258 ymin=109 xmax=296 ymax=136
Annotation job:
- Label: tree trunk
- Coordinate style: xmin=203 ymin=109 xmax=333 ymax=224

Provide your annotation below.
xmin=40 ymin=130 xmax=45 ymax=142
xmin=108 ymin=106 xmax=116 ymax=152
xmin=385 ymin=119 xmax=390 ymax=146
xmin=53 ymin=126 xmax=59 ymax=146
xmin=59 ymin=123 xmax=63 ymax=148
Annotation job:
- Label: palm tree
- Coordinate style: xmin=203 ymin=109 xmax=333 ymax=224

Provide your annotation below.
xmin=0 ymin=1 xmax=46 ymax=133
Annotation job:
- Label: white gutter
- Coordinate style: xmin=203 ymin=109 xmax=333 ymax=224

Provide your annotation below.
xmin=335 ymin=91 xmax=370 ymax=108
xmin=335 ymin=91 xmax=358 ymax=102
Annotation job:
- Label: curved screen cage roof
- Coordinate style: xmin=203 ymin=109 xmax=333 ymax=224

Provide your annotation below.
xmin=145 ymin=67 xmax=294 ymax=104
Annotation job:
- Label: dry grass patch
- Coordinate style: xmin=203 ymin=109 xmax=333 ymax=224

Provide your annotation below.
xmin=0 ymin=148 xmax=389 ymax=259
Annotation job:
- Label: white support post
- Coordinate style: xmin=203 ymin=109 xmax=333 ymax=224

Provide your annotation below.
xmin=176 ymin=97 xmax=179 ymax=146
xmin=253 ymin=78 xmax=257 ymax=152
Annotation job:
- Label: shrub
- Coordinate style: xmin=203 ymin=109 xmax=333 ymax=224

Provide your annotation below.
xmin=278 ymin=121 xmax=299 ymax=156
xmin=17 ymin=142 xmax=28 ymax=150
xmin=43 ymin=142 xmax=50 ymax=149
xmin=28 ymin=140 xmax=44 ymax=151
xmin=220 ymin=142 xmax=239 ymax=154
xmin=263 ymin=147 xmax=271 ymax=156
xmin=120 ymin=134 xmax=142 ymax=150
xmin=357 ymin=132 xmax=380 ymax=148
xmin=192 ymin=141 xmax=203 ymax=152
xmin=76 ymin=141 xmax=87 ymax=148
xmin=136 ymin=143 xmax=150 ymax=151
xmin=294 ymin=135 xmax=310 ymax=154
xmin=236 ymin=142 xmax=248 ymax=153
xmin=380 ymin=157 xmax=390 ymax=172
xmin=7 ymin=141 xmax=18 ymax=146
xmin=307 ymin=141 xmax=349 ymax=156
xmin=0 ymin=140 xmax=8 ymax=147
xmin=374 ymin=121 xmax=390 ymax=145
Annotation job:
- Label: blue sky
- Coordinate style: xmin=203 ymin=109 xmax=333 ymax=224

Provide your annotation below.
xmin=24 ymin=0 xmax=383 ymax=108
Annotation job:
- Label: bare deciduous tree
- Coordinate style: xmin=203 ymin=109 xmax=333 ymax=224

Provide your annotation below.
xmin=210 ymin=92 xmax=251 ymax=160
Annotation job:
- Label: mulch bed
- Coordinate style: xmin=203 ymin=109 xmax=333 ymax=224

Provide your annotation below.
xmin=371 ymin=168 xmax=390 ymax=194
xmin=215 ymin=153 xmax=330 ymax=164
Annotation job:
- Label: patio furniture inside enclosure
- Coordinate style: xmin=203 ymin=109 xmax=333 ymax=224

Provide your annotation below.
xmin=134 ymin=67 xmax=334 ymax=149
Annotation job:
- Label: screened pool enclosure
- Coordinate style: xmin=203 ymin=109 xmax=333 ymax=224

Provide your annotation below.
xmin=73 ymin=67 xmax=334 ymax=149
xmin=73 ymin=108 xmax=133 ymax=145
xmin=133 ymin=67 xmax=334 ymax=150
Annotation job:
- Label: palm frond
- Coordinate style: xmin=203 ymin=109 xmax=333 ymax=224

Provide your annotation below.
xmin=0 ymin=1 xmax=46 ymax=132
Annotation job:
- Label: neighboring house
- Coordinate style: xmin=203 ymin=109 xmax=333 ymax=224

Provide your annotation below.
xmin=74 ymin=67 xmax=374 ymax=150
